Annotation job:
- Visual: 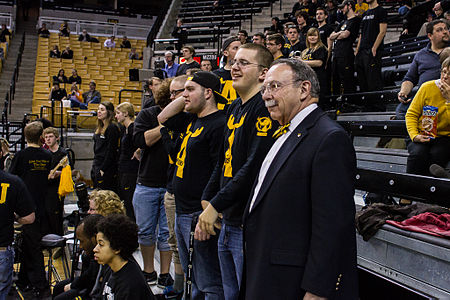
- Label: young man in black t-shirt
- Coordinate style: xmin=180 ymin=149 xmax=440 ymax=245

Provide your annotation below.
xmin=158 ymin=72 xmax=227 ymax=298
xmin=214 ymin=36 xmax=241 ymax=107
xmin=315 ymin=7 xmax=334 ymax=96
xmin=9 ymin=121 xmax=52 ymax=297
xmin=94 ymin=214 xmax=155 ymax=300
xmin=196 ymin=44 xmax=278 ymax=299
xmin=0 ymin=171 xmax=35 ymax=299
xmin=354 ymin=0 xmax=387 ymax=92
xmin=176 ymin=46 xmax=201 ymax=76
xmin=287 ymin=26 xmax=305 ymax=58
xmin=43 ymin=127 xmax=67 ymax=235
xmin=49 ymin=82 xmax=67 ymax=101
xmin=330 ymin=0 xmax=361 ymax=94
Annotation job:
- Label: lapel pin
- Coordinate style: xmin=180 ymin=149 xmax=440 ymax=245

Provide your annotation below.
xmin=297 ymin=133 xmax=302 ymax=137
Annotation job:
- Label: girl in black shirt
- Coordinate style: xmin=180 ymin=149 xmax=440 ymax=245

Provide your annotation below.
xmin=50 ymin=45 xmax=60 ymax=58
xmin=300 ymin=27 xmax=328 ymax=97
xmin=92 ymin=101 xmax=120 ymax=193
xmin=68 ymin=69 xmax=82 ymax=85
xmin=53 ymin=69 xmax=67 ymax=84
xmin=115 ymin=102 xmax=139 ymax=221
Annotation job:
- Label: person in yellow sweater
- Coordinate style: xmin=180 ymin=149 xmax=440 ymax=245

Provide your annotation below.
xmin=405 ymin=57 xmax=450 ymax=175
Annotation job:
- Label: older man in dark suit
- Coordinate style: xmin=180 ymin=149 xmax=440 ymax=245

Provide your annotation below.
xmin=241 ymin=59 xmax=358 ymax=300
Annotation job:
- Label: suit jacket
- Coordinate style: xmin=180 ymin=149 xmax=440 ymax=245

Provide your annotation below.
xmin=241 ymin=107 xmax=358 ymax=300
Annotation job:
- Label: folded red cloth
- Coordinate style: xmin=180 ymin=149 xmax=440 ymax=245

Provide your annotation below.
xmin=386 ymin=212 xmax=450 ymax=238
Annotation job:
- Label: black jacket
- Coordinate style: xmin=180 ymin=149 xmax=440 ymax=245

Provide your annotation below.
xmin=241 ymin=107 xmax=358 ymax=299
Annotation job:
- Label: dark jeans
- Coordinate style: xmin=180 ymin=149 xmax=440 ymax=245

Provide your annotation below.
xmin=407 ymin=136 xmax=450 ymax=175
xmin=175 ymin=212 xmax=224 ymax=300
xmin=17 ymin=221 xmax=47 ymax=290
xmin=332 ymin=56 xmax=356 ymax=94
xmin=355 ymin=49 xmax=383 ymax=92
xmin=53 ymin=278 xmax=81 ymax=300
xmin=218 ymin=224 xmax=243 ymax=300
xmin=395 ymin=102 xmax=411 ymax=120
xmin=118 ymin=172 xmax=137 ymax=221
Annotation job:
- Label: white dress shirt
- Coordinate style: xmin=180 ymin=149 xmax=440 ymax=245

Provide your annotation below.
xmin=249 ymin=103 xmax=318 ymax=212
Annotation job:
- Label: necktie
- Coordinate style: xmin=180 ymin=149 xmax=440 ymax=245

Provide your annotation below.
xmin=272 ymin=123 xmax=290 ymax=139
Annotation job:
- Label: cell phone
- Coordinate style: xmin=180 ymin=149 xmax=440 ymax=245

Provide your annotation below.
xmin=399 ymin=95 xmax=407 ymax=101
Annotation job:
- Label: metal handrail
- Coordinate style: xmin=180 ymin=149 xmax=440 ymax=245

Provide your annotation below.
xmin=118 ymin=89 xmax=143 ymax=104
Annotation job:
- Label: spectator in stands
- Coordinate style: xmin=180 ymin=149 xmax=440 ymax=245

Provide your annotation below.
xmin=296 ymin=10 xmax=310 ymax=48
xmin=49 ymin=45 xmax=60 ymax=58
xmin=68 ymin=69 xmax=82 ymax=84
xmin=120 ymin=36 xmax=132 ymax=48
xmin=78 ymin=29 xmax=91 ymax=42
xmin=299 ymin=27 xmax=329 ymax=96
xmin=355 ymin=0 xmax=369 ymax=17
xmin=115 ymin=102 xmax=139 ymax=221
xmin=326 ymin=0 xmax=338 ymax=24
xmin=43 ymin=127 xmax=67 ymax=236
xmin=0 ymin=24 xmax=11 ymax=43
xmin=142 ymin=77 xmax=162 ymax=109
xmin=52 ymin=214 xmax=103 ymax=300
xmin=266 ymin=33 xmax=285 ymax=60
xmin=92 ymin=101 xmax=120 ymax=192
xmin=397 ymin=20 xmax=449 ymax=119
xmin=104 ymin=36 xmax=116 ymax=48
xmin=238 ymin=30 xmax=249 ymax=44
xmin=354 ymin=0 xmax=387 ymax=92
xmin=163 ymin=51 xmax=179 ymax=78
xmin=399 ymin=0 xmax=412 ymax=17
xmin=83 ymin=81 xmax=102 ymax=104
xmin=330 ymin=0 xmax=360 ymax=94
xmin=287 ymin=25 xmax=305 ymax=57
xmin=270 ymin=17 xmax=282 ymax=33
xmin=53 ymin=69 xmax=67 ymax=84
xmin=172 ymin=18 xmax=188 ymax=53
xmin=214 ymin=36 xmax=241 ymax=105
xmin=38 ymin=23 xmax=50 ymax=38
xmin=252 ymin=32 xmax=266 ymax=45
xmin=68 ymin=83 xmax=86 ymax=109
xmin=201 ymin=59 xmax=213 ymax=71
xmin=132 ymin=77 xmax=173 ymax=289
xmin=59 ymin=20 xmax=70 ymax=37
xmin=61 ymin=46 xmax=73 ymax=59
xmin=405 ymin=56 xmax=450 ymax=175
xmin=10 ymin=121 xmax=52 ymax=298
xmin=316 ymin=7 xmax=333 ymax=50
xmin=129 ymin=47 xmax=140 ymax=60
xmin=88 ymin=190 xmax=125 ymax=216
xmin=402 ymin=0 xmax=435 ymax=39
xmin=176 ymin=45 xmax=200 ymax=75
xmin=94 ymin=214 xmax=155 ymax=300
xmin=283 ymin=22 xmax=294 ymax=42
xmin=49 ymin=82 xmax=67 ymax=101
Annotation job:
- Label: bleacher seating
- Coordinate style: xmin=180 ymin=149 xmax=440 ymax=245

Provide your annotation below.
xmin=33 ymin=33 xmax=146 ymax=128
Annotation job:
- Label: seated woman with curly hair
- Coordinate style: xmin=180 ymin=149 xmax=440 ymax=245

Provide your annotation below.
xmin=94 ymin=214 xmax=155 ymax=299
xmin=88 ymin=189 xmax=126 ymax=216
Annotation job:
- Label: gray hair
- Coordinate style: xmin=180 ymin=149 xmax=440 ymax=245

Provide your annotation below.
xmin=270 ymin=59 xmax=320 ymax=98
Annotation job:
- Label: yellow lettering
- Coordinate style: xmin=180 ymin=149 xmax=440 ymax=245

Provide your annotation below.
xmin=223 ymin=114 xmax=246 ymax=177
xmin=0 ymin=183 xmax=10 ymax=204
xmin=176 ymin=123 xmax=204 ymax=178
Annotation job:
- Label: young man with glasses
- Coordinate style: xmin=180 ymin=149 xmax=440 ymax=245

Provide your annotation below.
xmin=266 ymin=33 xmax=285 ymax=60
xmin=196 ymin=44 xmax=278 ymax=300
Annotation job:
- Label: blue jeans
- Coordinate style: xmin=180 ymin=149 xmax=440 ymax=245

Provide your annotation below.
xmin=132 ymin=184 xmax=170 ymax=251
xmin=175 ymin=212 xmax=224 ymax=300
xmin=0 ymin=247 xmax=14 ymax=300
xmin=395 ymin=102 xmax=410 ymax=120
xmin=218 ymin=224 xmax=243 ymax=300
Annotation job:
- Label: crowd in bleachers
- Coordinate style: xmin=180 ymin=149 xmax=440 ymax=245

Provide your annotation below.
xmin=1 ymin=0 xmax=450 ymax=300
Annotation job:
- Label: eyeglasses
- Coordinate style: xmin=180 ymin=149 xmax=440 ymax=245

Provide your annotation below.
xmin=230 ymin=59 xmax=265 ymax=69
xmin=260 ymin=80 xmax=300 ymax=95
xmin=170 ymin=88 xmax=185 ymax=96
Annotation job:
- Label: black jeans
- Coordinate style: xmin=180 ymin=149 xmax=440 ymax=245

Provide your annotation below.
xmin=18 ymin=221 xmax=47 ymax=290
xmin=407 ymin=136 xmax=450 ymax=175
xmin=91 ymin=167 xmax=118 ymax=193
xmin=332 ymin=56 xmax=356 ymax=94
xmin=53 ymin=279 xmax=81 ymax=300
xmin=355 ymin=49 xmax=383 ymax=92
xmin=118 ymin=172 xmax=137 ymax=221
